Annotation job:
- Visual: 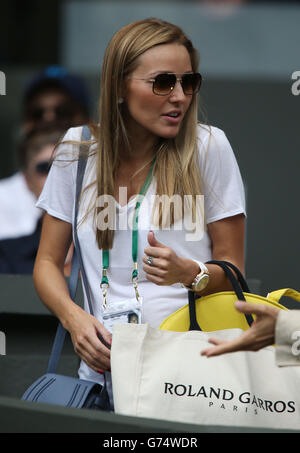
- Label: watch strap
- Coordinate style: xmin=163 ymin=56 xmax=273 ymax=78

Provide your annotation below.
xmin=193 ymin=260 xmax=209 ymax=275
xmin=181 ymin=260 xmax=209 ymax=290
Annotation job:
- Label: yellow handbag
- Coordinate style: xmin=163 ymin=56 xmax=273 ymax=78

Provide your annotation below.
xmin=160 ymin=261 xmax=300 ymax=332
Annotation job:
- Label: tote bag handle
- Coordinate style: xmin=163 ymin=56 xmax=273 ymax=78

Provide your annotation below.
xmin=188 ymin=260 xmax=254 ymax=331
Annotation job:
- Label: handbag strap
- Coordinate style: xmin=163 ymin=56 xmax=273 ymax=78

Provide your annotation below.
xmin=188 ymin=290 xmax=201 ymax=331
xmin=188 ymin=260 xmax=254 ymax=332
xmin=267 ymin=288 xmax=300 ymax=305
xmin=206 ymin=260 xmax=254 ymax=327
xmin=47 ymin=125 xmax=91 ymax=374
xmin=73 ymin=131 xmax=94 ymax=316
xmin=216 ymin=260 xmax=251 ymax=293
xmin=206 ymin=260 xmax=248 ymax=299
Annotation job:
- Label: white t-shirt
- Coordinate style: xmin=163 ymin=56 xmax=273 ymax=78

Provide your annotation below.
xmin=0 ymin=172 xmax=41 ymax=239
xmin=37 ymin=124 xmax=246 ymax=384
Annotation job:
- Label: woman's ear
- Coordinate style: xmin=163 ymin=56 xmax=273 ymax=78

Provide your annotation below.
xmin=118 ymin=78 xmax=129 ymax=104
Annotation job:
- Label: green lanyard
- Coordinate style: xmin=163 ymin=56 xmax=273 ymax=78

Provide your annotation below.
xmin=100 ymin=156 xmax=156 ymax=308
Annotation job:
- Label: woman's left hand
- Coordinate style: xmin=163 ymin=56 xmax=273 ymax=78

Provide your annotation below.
xmin=143 ymin=230 xmax=193 ymax=286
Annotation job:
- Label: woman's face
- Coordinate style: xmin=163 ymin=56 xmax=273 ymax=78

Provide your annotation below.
xmin=124 ymin=43 xmax=194 ymax=146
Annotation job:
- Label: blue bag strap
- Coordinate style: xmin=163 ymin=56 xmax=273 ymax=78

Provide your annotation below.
xmin=47 ymin=125 xmax=91 ymax=374
xmin=73 ymin=129 xmax=94 ymax=315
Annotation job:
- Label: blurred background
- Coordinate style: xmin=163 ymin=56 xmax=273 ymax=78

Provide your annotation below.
xmin=0 ymin=0 xmax=299 ymax=297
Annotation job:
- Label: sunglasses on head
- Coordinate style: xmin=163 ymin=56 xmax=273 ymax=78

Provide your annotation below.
xmin=35 ymin=161 xmax=51 ymax=175
xmin=132 ymin=72 xmax=202 ymax=96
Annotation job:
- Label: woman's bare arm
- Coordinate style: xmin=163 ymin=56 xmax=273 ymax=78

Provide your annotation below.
xmin=199 ymin=213 xmax=246 ymax=295
xmin=33 ymin=213 xmax=111 ymax=372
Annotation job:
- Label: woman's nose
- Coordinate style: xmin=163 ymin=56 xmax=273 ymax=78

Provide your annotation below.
xmin=169 ymin=80 xmax=186 ymax=102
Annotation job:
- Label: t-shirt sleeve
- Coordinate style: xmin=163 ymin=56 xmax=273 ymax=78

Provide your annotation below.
xmin=36 ymin=127 xmax=81 ymax=224
xmin=197 ymin=125 xmax=246 ymax=224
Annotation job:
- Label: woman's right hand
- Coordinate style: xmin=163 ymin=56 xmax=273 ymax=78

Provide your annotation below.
xmin=65 ymin=305 xmax=112 ymax=373
xmin=33 ymin=214 xmax=111 ymax=373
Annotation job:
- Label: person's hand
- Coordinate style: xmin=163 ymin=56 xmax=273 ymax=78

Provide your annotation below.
xmin=65 ymin=305 xmax=112 ymax=373
xmin=201 ymin=301 xmax=280 ymax=357
xmin=143 ymin=230 xmax=186 ymax=286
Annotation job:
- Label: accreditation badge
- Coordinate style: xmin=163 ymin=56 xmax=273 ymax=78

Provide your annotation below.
xmin=102 ymin=297 xmax=143 ymax=334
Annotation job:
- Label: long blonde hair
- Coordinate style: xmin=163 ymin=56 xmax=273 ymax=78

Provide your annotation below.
xmin=86 ymin=18 xmax=205 ymax=250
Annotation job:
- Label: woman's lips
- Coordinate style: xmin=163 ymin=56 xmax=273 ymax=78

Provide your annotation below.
xmin=161 ymin=113 xmax=182 ymax=124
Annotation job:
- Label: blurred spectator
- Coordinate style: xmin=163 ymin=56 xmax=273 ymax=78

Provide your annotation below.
xmin=0 ymin=66 xmax=90 ymax=241
xmin=22 ymin=65 xmax=90 ymax=134
xmin=0 ymin=125 xmax=67 ymax=274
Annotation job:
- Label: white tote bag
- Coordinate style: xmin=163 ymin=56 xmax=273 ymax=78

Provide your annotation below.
xmin=111 ymin=323 xmax=300 ymax=430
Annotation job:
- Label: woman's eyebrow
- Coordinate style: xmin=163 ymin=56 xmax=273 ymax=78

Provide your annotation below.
xmin=147 ymin=70 xmax=169 ymax=77
xmin=148 ymin=70 xmax=193 ymax=76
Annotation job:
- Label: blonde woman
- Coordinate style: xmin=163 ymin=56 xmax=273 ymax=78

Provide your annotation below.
xmin=34 ymin=19 xmax=246 ymax=386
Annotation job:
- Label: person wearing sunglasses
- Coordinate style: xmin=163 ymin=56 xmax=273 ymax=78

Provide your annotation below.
xmin=22 ymin=65 xmax=90 ymax=134
xmin=19 ymin=127 xmax=61 ymax=200
xmin=0 ymin=125 xmax=65 ymax=274
xmin=33 ymin=19 xmax=246 ymax=397
xmin=0 ymin=66 xmax=91 ymax=238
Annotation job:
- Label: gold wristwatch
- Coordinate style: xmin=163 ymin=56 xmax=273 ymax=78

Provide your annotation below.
xmin=181 ymin=260 xmax=210 ymax=292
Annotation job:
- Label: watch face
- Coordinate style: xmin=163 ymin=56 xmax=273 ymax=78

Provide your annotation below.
xmin=194 ymin=274 xmax=209 ymax=291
